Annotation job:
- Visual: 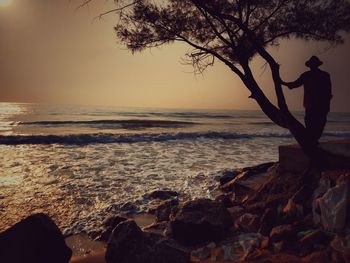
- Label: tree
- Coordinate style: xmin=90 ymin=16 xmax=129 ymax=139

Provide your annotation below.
xmin=80 ymin=0 xmax=350 ymax=167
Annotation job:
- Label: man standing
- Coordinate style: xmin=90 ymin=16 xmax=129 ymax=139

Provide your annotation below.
xmin=281 ymin=56 xmax=332 ymax=146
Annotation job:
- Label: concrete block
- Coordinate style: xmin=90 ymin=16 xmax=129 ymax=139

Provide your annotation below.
xmin=279 ymin=140 xmax=350 ymax=173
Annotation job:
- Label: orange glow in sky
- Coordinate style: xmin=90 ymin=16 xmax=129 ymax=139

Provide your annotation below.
xmin=0 ymin=1 xmax=349 ymax=111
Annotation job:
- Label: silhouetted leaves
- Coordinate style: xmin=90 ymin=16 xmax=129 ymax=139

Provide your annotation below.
xmin=107 ymin=0 xmax=350 ymax=73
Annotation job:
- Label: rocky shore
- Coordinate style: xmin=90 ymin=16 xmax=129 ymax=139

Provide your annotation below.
xmin=1 ymin=140 xmax=350 ymax=263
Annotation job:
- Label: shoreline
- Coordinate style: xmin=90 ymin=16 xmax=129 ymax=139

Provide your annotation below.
xmin=1 ymin=140 xmax=350 ymax=263
xmin=67 ymin=140 xmax=350 ymax=263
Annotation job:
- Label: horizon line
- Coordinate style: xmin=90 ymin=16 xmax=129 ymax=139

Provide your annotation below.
xmin=0 ymin=100 xmax=349 ymax=114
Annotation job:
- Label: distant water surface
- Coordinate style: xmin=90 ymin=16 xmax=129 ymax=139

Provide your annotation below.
xmin=0 ymin=102 xmax=349 ymax=234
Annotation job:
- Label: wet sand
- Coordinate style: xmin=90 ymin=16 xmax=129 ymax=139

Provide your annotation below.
xmin=70 ymin=251 xmax=106 ymax=263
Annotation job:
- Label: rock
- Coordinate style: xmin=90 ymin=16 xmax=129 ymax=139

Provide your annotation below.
xmin=269 ymin=224 xmax=296 ymax=243
xmin=190 ymin=242 xmax=216 ymax=260
xmin=243 ymin=169 xmax=302 ymax=214
xmin=272 ymin=241 xmax=284 ymax=253
xmin=235 ymin=213 xmax=260 ymax=233
xmin=103 ymin=215 xmax=128 ymax=228
xmin=120 ymin=201 xmax=138 ymax=213
xmin=236 ymin=233 xmax=262 ymax=260
xmin=106 ymin=220 xmax=144 ymax=263
xmin=282 ymin=198 xmax=303 ymax=223
xmin=219 ymin=170 xmax=241 ymax=185
xmin=243 ymin=250 xmax=303 ymax=263
xmin=0 ymin=213 xmax=72 ymax=263
xmin=94 ymin=215 xmax=127 ymax=242
xmin=259 ymin=208 xmax=277 ymax=236
xmin=267 ymin=253 xmax=302 ymax=262
xmin=168 ymin=199 xmax=232 ymax=246
xmin=244 ymin=248 xmax=271 ymax=262
xmin=147 ymin=190 xmax=179 ymax=200
xmin=312 ymin=176 xmax=331 ymax=226
xmin=330 ymin=234 xmax=350 ymax=262
xmin=142 ymin=221 xmax=168 ymax=235
xmin=105 ymin=220 xmax=190 ymax=263
xmin=220 ymin=177 xmax=251 ymax=195
xmin=315 ymin=173 xmax=349 ymax=232
xmin=154 ymin=199 xmax=179 ymax=222
xmin=302 ymin=213 xmax=314 ymax=228
xmin=299 ymin=230 xmax=332 ymax=250
xmin=260 ymin=238 xmax=269 ymax=249
xmin=302 ymin=250 xmax=332 ymax=263
xmin=151 ymin=235 xmax=190 ymax=263
xmin=227 ymin=206 xmax=245 ymax=221
xmin=265 ymin=193 xmax=288 ymax=208
xmin=215 ymin=192 xmax=236 ymax=207
xmin=215 ymin=233 xmax=262 ymax=261
xmin=241 ymin=162 xmax=276 ymax=175
xmin=220 ymin=162 xmax=276 ymax=194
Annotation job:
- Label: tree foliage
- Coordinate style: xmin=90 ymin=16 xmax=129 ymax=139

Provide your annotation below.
xmin=110 ymin=0 xmax=350 ymax=73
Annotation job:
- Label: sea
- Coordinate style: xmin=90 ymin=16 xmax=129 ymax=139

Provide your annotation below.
xmin=0 ymin=102 xmax=349 ymax=235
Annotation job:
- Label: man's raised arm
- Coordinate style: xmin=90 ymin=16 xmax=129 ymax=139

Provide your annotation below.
xmin=281 ymin=74 xmax=305 ymax=89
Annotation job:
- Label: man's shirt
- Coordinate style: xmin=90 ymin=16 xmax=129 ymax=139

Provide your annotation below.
xmin=287 ymin=69 xmax=332 ymax=111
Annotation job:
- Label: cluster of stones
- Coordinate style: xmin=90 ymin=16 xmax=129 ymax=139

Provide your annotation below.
xmin=2 ymin=141 xmax=350 ymax=263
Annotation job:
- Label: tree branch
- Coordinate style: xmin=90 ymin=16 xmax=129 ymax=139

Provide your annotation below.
xmin=93 ymin=1 xmax=141 ymax=21
xmin=75 ymin=0 xmax=94 ymax=10
xmin=174 ymin=33 xmax=245 ymax=79
xmin=193 ymin=4 xmax=234 ymax=49
xmin=252 ymin=0 xmax=286 ymax=32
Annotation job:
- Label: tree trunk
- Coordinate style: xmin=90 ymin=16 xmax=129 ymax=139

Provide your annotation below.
xmin=243 ymin=74 xmax=327 ymax=171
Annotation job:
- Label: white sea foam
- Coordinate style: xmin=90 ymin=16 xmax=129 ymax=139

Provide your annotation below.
xmin=0 ymin=102 xmax=349 ymax=234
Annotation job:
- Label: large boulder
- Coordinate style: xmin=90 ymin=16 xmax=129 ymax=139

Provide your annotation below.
xmin=0 ymin=213 xmax=72 ymax=263
xmin=312 ymin=172 xmax=350 ymax=232
xmin=105 ymin=220 xmax=190 ymax=263
xmin=168 ymin=199 xmax=232 ymax=246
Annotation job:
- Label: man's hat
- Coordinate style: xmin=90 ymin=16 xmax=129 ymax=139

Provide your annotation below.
xmin=305 ymin=56 xmax=323 ymax=68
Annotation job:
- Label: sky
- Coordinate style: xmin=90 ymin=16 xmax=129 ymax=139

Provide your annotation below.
xmin=0 ymin=0 xmax=349 ymax=112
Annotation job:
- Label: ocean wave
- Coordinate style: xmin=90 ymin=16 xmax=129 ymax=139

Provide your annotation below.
xmin=0 ymin=131 xmax=349 ymax=145
xmin=246 ymin=121 xmax=275 ymax=125
xmin=17 ymin=119 xmax=196 ymax=128
xmin=114 ymin=111 xmax=235 ymax=119
xmin=156 ymin=112 xmax=233 ymax=119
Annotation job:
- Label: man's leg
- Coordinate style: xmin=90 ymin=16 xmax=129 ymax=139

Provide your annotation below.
xmin=305 ymin=108 xmax=318 ymax=145
xmin=305 ymin=108 xmax=328 ymax=145
xmin=313 ymin=112 xmax=328 ymax=141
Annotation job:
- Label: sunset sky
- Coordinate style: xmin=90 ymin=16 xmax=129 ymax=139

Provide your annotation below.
xmin=0 ymin=0 xmax=349 ymax=111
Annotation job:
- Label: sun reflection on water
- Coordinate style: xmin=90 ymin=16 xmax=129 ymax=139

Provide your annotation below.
xmin=0 ymin=102 xmax=26 ymax=135
xmin=0 ymin=102 xmax=24 ymax=116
